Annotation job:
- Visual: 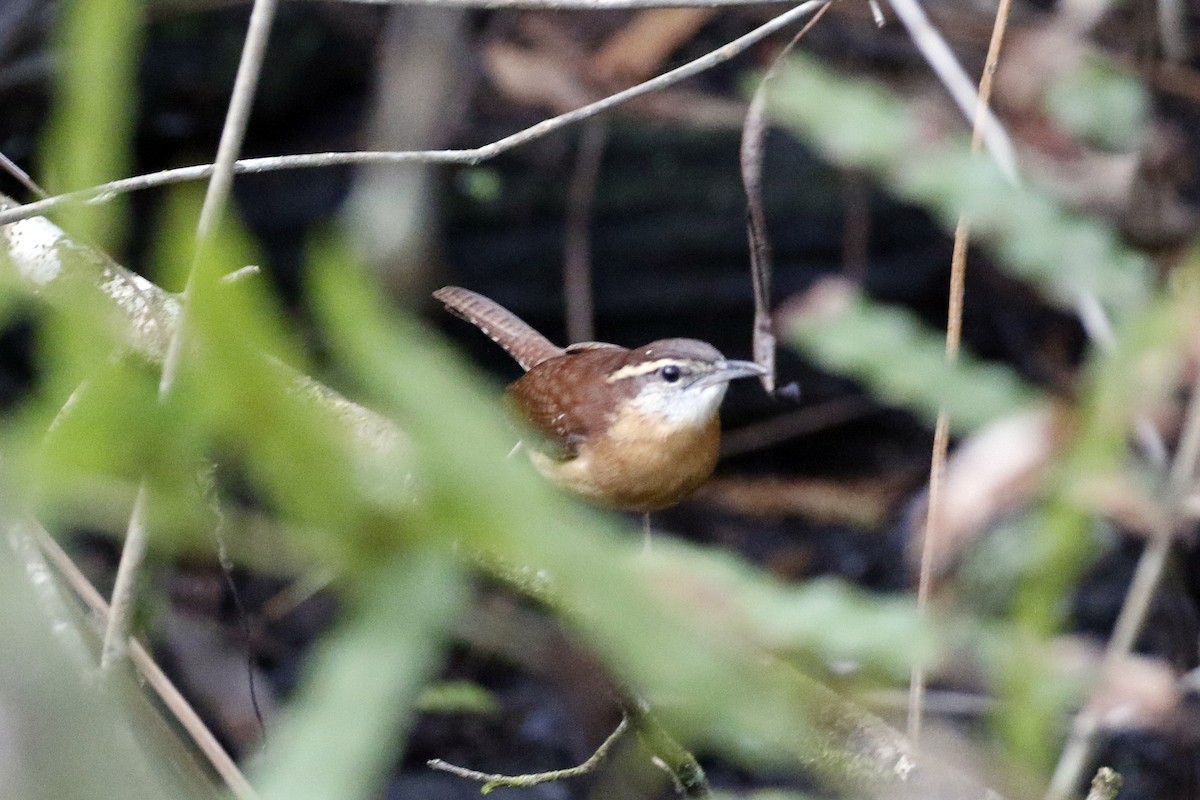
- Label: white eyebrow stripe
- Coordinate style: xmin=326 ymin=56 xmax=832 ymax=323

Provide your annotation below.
xmin=605 ymin=358 xmax=697 ymax=383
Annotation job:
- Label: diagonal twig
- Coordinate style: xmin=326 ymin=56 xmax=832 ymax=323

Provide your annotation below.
xmin=430 ymin=716 xmax=630 ymax=791
xmin=102 ymin=0 xmax=280 ymax=680
xmin=885 ymin=0 xmax=1017 ymax=183
xmin=0 ymin=0 xmax=826 ymax=229
xmin=20 ymin=519 xmax=259 ymax=799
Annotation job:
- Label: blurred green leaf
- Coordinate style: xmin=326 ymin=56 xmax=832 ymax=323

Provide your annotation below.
xmin=0 ymin=521 xmax=212 ymax=800
xmin=767 ymin=55 xmax=1151 ymax=320
xmin=416 ymin=680 xmax=500 ymax=715
xmin=254 ymin=548 xmax=466 ymax=800
xmin=1045 ymin=56 xmax=1147 ymax=150
xmin=40 ymin=0 xmax=142 ymax=248
xmin=787 ymin=283 xmax=1039 ymax=432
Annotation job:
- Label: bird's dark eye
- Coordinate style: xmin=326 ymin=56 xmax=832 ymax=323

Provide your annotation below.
xmin=660 ymin=364 xmax=682 ymax=383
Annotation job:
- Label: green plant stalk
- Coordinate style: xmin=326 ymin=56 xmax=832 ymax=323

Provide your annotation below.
xmin=41 ymin=0 xmax=142 ymax=249
xmin=253 ymin=547 xmax=467 ymax=800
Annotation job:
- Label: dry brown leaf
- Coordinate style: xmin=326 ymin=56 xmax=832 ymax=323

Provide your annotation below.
xmin=907 ymin=406 xmax=1067 ymax=577
xmin=1054 ymin=636 xmax=1181 ymax=731
xmin=482 ymin=40 xmax=594 ymax=113
xmin=591 ymin=8 xmax=718 ymax=87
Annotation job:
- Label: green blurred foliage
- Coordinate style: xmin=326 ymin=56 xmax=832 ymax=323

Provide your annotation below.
xmin=416 ymin=680 xmax=501 ymax=715
xmin=40 ymin=0 xmax=142 ymax=249
xmin=788 ymin=284 xmax=1039 ymax=433
xmin=4 ymin=211 xmax=947 ymax=800
xmin=767 ymin=51 xmax=1198 ymax=775
xmin=767 ymin=54 xmax=1151 ymax=319
xmin=8 ymin=5 xmax=1184 ymax=797
xmin=1044 ymin=56 xmax=1147 ymax=150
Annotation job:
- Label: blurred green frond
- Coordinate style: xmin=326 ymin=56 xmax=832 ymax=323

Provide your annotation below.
xmin=787 ymin=282 xmax=1040 ymax=433
xmin=40 ymin=0 xmax=143 ymax=248
xmin=254 ymin=549 xmax=466 ymax=800
xmin=417 ymin=681 xmax=501 ymax=715
xmin=767 ymin=55 xmax=1151 ymax=320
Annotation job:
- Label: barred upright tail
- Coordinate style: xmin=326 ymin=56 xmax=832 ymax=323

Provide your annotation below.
xmin=433 ymin=286 xmax=565 ymax=371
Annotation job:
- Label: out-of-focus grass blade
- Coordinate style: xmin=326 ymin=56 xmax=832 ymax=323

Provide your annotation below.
xmin=785 ymin=279 xmax=1040 ymax=433
xmin=766 ymin=55 xmax=1151 ymax=321
xmin=40 ymin=0 xmax=142 ymax=248
xmin=254 ymin=548 xmax=466 ymax=800
xmin=0 ymin=518 xmax=211 ymax=800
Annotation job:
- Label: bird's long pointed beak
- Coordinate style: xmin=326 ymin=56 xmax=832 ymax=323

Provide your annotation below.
xmin=696 ymin=359 xmax=769 ymax=388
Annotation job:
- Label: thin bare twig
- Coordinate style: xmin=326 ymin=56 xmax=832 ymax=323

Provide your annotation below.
xmin=563 ymin=120 xmax=608 ymax=343
xmin=884 ymin=0 xmax=1017 ymax=182
xmin=430 ymin=716 xmax=629 ymax=790
xmin=160 ymin=0 xmax=280 ymax=394
xmin=907 ymin=0 xmax=1013 ymax=744
xmin=0 ymin=149 xmax=48 ymax=199
xmin=26 ymin=520 xmax=258 ymax=800
xmin=100 ymin=481 xmax=150 ymax=669
xmin=0 ymin=0 xmax=826 ymax=229
xmin=193 ymin=0 xmax=279 ymax=243
xmin=740 ymin=0 xmax=832 ymax=394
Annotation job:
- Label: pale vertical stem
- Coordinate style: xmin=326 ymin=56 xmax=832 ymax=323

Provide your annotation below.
xmin=907 ymin=410 xmax=949 ymax=741
xmin=564 ymin=120 xmax=608 ymax=344
xmin=907 ymin=0 xmax=1013 ymax=743
xmin=100 ymin=481 xmax=150 ymax=668
xmin=31 ymin=521 xmax=258 ymax=799
xmin=103 ymin=0 xmax=280 ymax=672
xmin=161 ymin=0 xmax=280 ymax=395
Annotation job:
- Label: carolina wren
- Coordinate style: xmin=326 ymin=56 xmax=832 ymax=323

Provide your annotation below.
xmin=434 ymin=286 xmax=766 ymax=512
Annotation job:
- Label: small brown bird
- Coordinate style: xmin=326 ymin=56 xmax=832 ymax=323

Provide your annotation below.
xmin=434 ymin=286 xmax=765 ymax=512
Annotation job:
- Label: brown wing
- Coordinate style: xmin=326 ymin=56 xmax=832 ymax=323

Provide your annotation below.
xmin=434 ymin=286 xmax=565 ymax=370
xmin=506 ymin=348 xmax=627 ymax=460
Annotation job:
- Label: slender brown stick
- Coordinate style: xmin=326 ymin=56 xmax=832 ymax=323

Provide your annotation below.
xmin=101 ymin=0 xmax=281 ymax=676
xmin=27 ymin=521 xmax=258 ymax=800
xmin=563 ymin=120 xmax=608 ymax=343
xmin=907 ymin=0 xmax=1013 ymax=743
xmin=429 ymin=716 xmax=630 ymax=790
